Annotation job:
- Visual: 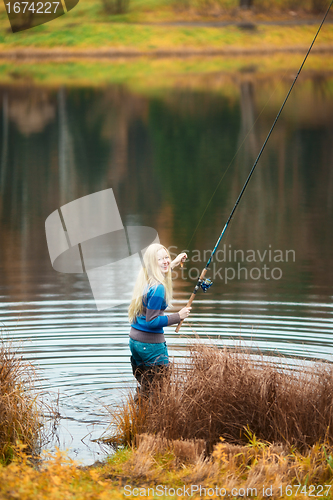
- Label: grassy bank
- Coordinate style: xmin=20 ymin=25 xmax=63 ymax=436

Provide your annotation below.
xmin=1 ymin=0 xmax=332 ymax=27
xmin=0 ymin=21 xmax=332 ymax=52
xmin=1 ymin=430 xmax=333 ymax=499
xmin=0 ymin=0 xmax=332 ymax=52
xmin=0 ymin=0 xmax=332 ymax=87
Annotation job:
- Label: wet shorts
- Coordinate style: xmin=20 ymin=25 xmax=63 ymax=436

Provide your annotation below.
xmin=129 ymin=338 xmax=169 ymax=367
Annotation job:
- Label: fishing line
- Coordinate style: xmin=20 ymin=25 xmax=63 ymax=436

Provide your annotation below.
xmin=186 ymin=79 xmax=280 ymax=249
xmin=185 ymin=3 xmax=333 ymax=250
xmin=177 ymin=0 xmax=333 ymax=332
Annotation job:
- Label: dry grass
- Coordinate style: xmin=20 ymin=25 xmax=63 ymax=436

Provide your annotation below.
xmin=1 ymin=434 xmax=333 ymax=499
xmin=100 ymin=433 xmax=333 ymax=498
xmin=0 ymin=340 xmax=46 ymax=463
xmin=0 ymin=448 xmax=125 ymax=500
xmin=2 ymin=338 xmax=333 ymax=498
xmin=106 ymin=342 xmax=333 ymax=453
xmin=98 ymin=349 xmax=333 ymax=498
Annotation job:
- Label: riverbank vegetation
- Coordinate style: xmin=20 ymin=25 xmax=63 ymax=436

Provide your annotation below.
xmin=2 ymin=0 xmax=331 ymax=27
xmin=1 ymin=435 xmax=333 ymax=499
xmin=0 ymin=0 xmax=332 ymax=53
xmin=107 ymin=343 xmax=333 ymax=451
xmin=2 ymin=342 xmax=333 ymax=498
xmin=0 ymin=340 xmax=46 ymax=464
xmin=0 ymin=21 xmax=332 ymax=52
xmin=0 ymin=0 xmax=332 ymax=87
xmin=99 ymin=0 xmax=333 ymax=20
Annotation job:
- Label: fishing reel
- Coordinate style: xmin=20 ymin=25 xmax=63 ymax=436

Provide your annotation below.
xmin=200 ymin=278 xmax=213 ymax=293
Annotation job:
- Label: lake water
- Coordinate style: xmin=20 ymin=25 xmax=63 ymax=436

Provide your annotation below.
xmin=0 ymin=70 xmax=332 ymax=464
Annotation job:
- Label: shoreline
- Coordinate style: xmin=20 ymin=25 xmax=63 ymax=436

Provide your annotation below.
xmin=0 ymin=44 xmax=333 ymax=60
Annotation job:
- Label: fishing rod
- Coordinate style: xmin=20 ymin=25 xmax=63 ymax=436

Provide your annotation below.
xmin=176 ymin=0 xmax=333 ymax=333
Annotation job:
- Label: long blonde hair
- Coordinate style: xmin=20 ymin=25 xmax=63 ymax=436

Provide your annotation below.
xmin=128 ymin=243 xmax=173 ymax=323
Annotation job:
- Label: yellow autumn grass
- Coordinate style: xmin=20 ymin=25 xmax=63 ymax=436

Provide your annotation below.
xmin=0 ymin=0 xmax=332 ymax=52
xmin=1 ymin=433 xmax=333 ymax=499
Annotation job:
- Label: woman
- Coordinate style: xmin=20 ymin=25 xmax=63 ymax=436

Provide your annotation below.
xmin=128 ymin=243 xmax=191 ymax=396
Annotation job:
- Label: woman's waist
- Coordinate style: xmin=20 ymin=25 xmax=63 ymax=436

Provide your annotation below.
xmin=129 ymin=327 xmax=165 ymax=344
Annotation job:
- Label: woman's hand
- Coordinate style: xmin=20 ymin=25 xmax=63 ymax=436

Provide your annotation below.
xmin=179 ymin=306 xmax=191 ymax=320
xmin=171 ymin=252 xmax=188 ymax=269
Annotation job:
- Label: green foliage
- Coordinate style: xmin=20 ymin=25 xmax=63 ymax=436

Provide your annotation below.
xmin=244 ymin=425 xmax=269 ymax=452
xmin=106 ymin=446 xmax=133 ymax=472
xmin=323 ymin=445 xmax=333 ymax=472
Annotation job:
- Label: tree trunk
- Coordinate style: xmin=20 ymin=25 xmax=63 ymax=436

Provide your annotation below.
xmin=240 ymin=0 xmax=253 ymax=7
xmin=311 ymin=0 xmax=326 ymax=13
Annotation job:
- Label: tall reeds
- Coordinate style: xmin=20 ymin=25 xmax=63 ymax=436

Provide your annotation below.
xmin=109 ymin=343 xmax=333 ymax=452
xmin=0 ymin=340 xmax=44 ymax=463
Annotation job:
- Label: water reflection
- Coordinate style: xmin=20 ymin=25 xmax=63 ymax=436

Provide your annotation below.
xmin=0 ymin=74 xmax=332 ymax=464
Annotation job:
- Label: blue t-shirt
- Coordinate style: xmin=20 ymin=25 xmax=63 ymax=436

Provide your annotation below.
xmin=131 ymin=283 xmax=169 ymax=334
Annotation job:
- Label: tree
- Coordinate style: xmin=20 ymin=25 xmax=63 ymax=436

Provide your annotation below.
xmin=102 ymin=0 xmax=130 ymax=14
xmin=312 ymin=0 xmax=327 ymax=12
xmin=240 ymin=0 xmax=253 ymax=7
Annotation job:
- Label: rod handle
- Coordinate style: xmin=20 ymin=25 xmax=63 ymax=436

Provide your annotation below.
xmin=175 ymin=268 xmax=207 ymax=333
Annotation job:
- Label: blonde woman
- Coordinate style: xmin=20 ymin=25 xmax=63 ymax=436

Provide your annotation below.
xmin=128 ymin=243 xmax=191 ymax=396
